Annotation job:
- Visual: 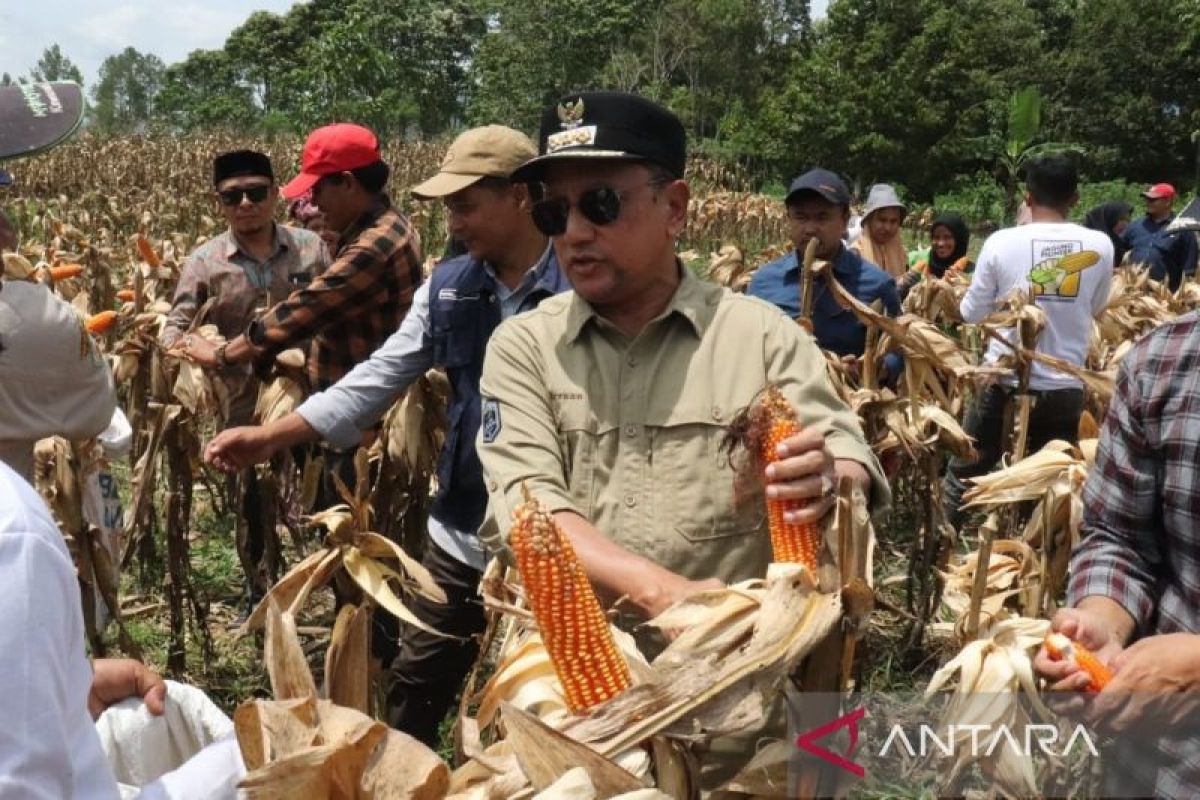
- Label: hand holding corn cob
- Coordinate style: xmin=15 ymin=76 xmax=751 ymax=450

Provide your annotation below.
xmin=725 ymin=385 xmax=843 ymax=572
xmin=1043 ymin=632 xmax=1112 ymax=693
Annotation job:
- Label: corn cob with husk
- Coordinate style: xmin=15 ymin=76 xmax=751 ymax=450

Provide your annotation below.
xmin=725 ymin=385 xmax=821 ymax=571
xmin=509 ymin=486 xmax=631 ymax=714
xmin=1043 ymin=632 xmax=1111 ymax=692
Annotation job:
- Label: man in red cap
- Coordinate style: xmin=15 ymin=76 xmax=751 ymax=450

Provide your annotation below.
xmin=181 ymin=124 xmax=420 ymax=390
xmin=181 ymin=124 xmax=422 ymax=485
xmin=1124 ymin=182 xmax=1177 ymax=266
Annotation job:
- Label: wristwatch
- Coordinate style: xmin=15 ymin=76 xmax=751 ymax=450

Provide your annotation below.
xmin=216 ymin=341 xmax=230 ymax=367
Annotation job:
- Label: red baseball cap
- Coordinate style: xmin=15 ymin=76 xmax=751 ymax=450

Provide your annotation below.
xmin=281 ymin=123 xmax=381 ymax=199
xmin=1142 ymin=182 xmax=1176 ymax=200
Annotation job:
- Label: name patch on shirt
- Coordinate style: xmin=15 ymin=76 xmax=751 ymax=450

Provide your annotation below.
xmin=482 ymin=398 xmax=502 ymax=443
xmin=438 ymin=288 xmax=458 ymax=300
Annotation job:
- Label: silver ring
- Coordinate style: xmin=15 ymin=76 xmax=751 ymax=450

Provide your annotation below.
xmin=184 ymin=335 xmax=193 ymax=348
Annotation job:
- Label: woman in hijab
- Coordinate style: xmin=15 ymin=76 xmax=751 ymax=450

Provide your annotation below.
xmin=898 ymin=212 xmax=972 ymax=299
xmin=851 ymin=183 xmax=908 ymax=277
xmin=1083 ymin=200 xmax=1132 ymax=268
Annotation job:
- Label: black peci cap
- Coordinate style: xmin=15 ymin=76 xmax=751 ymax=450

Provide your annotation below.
xmin=786 ymin=168 xmax=852 ymax=207
xmin=513 ymin=91 xmax=687 ymax=182
xmin=213 ymin=149 xmax=274 ymax=187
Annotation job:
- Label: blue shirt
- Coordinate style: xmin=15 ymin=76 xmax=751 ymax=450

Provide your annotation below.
xmin=747 ymin=246 xmax=902 ymax=376
xmin=1122 ymin=214 xmax=1172 ymax=265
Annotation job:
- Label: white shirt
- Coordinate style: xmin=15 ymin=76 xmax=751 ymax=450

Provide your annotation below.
xmin=0 ymin=279 xmax=116 ymax=480
xmin=960 ymin=221 xmax=1113 ymax=391
xmin=0 ymin=460 xmax=120 ymax=799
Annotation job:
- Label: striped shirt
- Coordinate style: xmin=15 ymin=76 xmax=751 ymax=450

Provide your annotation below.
xmin=248 ymin=199 xmax=423 ymax=390
xmin=1068 ymin=311 xmax=1200 ymax=798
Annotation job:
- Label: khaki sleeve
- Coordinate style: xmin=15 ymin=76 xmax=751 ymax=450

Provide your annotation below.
xmin=476 ymin=320 xmax=583 ymax=561
xmin=762 ymin=305 xmax=891 ymax=515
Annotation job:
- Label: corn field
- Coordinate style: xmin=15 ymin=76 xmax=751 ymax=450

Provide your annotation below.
xmin=8 ymin=133 xmax=1199 ymax=798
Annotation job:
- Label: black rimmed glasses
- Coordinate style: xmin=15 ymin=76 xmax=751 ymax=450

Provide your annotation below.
xmin=530 ymin=179 xmax=670 ymax=236
xmin=217 ymin=185 xmax=272 ymax=206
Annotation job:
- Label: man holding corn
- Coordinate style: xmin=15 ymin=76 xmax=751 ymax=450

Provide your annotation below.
xmin=476 ymin=91 xmax=886 ymax=638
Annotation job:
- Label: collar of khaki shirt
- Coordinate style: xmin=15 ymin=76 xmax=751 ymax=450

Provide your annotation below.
xmin=564 ymin=260 xmax=716 ymax=344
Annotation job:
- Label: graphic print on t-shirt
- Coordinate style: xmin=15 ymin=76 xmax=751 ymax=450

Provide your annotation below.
xmin=1028 ymin=239 xmax=1101 ymax=299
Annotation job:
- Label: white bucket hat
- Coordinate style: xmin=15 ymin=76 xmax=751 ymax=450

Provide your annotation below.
xmin=862 ymin=183 xmax=907 ymax=220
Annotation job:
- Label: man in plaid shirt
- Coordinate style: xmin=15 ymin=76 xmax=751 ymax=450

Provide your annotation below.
xmin=1035 ymin=313 xmax=1200 ymax=797
xmin=182 ymin=124 xmax=422 ymax=394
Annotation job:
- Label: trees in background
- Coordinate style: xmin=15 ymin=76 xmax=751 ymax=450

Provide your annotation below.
xmin=9 ymin=0 xmax=1199 ymax=198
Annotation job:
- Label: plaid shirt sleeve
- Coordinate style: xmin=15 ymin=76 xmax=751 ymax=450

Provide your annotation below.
xmin=1066 ymin=346 xmax=1163 ymax=632
xmin=251 ymin=217 xmax=418 ymax=361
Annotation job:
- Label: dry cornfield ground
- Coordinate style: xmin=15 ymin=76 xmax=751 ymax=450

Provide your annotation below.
xmin=7 ymin=134 xmax=1196 ymax=797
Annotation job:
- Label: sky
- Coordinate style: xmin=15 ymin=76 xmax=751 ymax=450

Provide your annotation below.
xmin=1 ymin=0 xmax=830 ymax=87
xmin=0 ymin=0 xmax=297 ymax=85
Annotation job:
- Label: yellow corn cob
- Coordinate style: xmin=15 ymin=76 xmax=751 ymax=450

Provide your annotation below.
xmin=1044 ymin=632 xmax=1111 ymax=692
xmin=760 ymin=386 xmax=821 ymax=571
xmin=510 ymin=487 xmax=631 ymax=713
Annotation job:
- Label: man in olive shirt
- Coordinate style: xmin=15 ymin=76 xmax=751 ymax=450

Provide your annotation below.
xmin=476 ymin=91 xmax=887 ymax=627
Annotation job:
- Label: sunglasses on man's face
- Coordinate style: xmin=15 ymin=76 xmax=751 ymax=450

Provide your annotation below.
xmin=530 ymin=180 xmax=669 ymax=237
xmin=217 ymin=185 xmax=272 ymax=207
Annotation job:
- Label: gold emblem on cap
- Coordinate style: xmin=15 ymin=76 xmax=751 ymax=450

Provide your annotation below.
xmin=557 ymin=98 xmax=585 ymax=130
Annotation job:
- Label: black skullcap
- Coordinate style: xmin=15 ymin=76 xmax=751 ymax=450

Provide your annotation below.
xmin=213 ymin=150 xmax=274 ymax=186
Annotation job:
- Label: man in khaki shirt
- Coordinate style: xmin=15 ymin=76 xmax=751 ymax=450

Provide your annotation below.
xmin=477 ymin=91 xmax=888 ymax=624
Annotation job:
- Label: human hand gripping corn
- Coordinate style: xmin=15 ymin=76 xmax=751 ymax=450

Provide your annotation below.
xmin=1043 ymin=632 xmax=1113 ymax=693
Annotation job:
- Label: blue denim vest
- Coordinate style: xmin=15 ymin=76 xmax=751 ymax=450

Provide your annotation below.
xmin=426 ymin=251 xmax=569 ymax=532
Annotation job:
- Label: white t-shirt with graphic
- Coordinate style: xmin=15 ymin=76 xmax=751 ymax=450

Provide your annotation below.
xmin=960 ymin=222 xmax=1113 ymax=391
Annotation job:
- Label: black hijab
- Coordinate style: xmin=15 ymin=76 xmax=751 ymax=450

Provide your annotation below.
xmin=928 ymin=213 xmax=970 ymax=278
xmin=1084 ymin=201 xmax=1132 ymax=268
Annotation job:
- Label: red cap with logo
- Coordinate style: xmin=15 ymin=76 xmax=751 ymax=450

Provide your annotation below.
xmin=282 ymin=123 xmax=381 ymax=199
xmin=1142 ymin=182 xmax=1176 ymax=200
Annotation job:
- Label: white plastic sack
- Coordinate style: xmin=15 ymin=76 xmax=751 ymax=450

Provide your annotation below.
xmin=80 ymin=409 xmax=131 ymax=631
xmin=95 ymin=681 xmax=244 ymax=799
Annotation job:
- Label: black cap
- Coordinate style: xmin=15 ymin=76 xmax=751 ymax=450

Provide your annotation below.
xmin=213 ymin=150 xmax=274 ymax=187
xmin=513 ymin=91 xmax=687 ymax=182
xmin=786 ymin=168 xmax=852 ymax=206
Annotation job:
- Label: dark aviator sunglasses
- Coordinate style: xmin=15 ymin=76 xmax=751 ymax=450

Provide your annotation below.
xmin=217 ymin=185 xmax=272 ymax=207
xmin=530 ymin=179 xmax=670 ymax=237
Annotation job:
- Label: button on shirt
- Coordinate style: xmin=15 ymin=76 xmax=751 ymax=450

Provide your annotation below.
xmin=296 ymin=245 xmax=555 ymax=569
xmin=477 ymin=266 xmax=888 ymax=588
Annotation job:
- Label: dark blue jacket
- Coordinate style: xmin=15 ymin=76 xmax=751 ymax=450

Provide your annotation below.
xmin=1148 ymin=229 xmax=1199 ymax=290
xmin=747 ymin=246 xmax=903 ymax=378
xmin=1122 ymin=214 xmax=1172 ymax=266
xmin=427 ymin=252 xmax=569 ymax=532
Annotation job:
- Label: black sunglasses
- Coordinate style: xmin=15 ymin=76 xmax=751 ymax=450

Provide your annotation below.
xmin=217 ymin=185 xmax=272 ymax=206
xmin=531 ymin=179 xmax=669 ymax=236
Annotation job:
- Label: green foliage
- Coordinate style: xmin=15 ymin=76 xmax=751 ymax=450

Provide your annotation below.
xmin=932 ymin=171 xmax=1007 ymax=230
xmin=31 ymin=45 xmax=84 ymax=85
xmin=39 ymin=0 xmax=1197 ymax=204
xmin=90 ymin=48 xmax=166 ymax=135
xmin=1070 ymin=180 xmax=1146 ymax=223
